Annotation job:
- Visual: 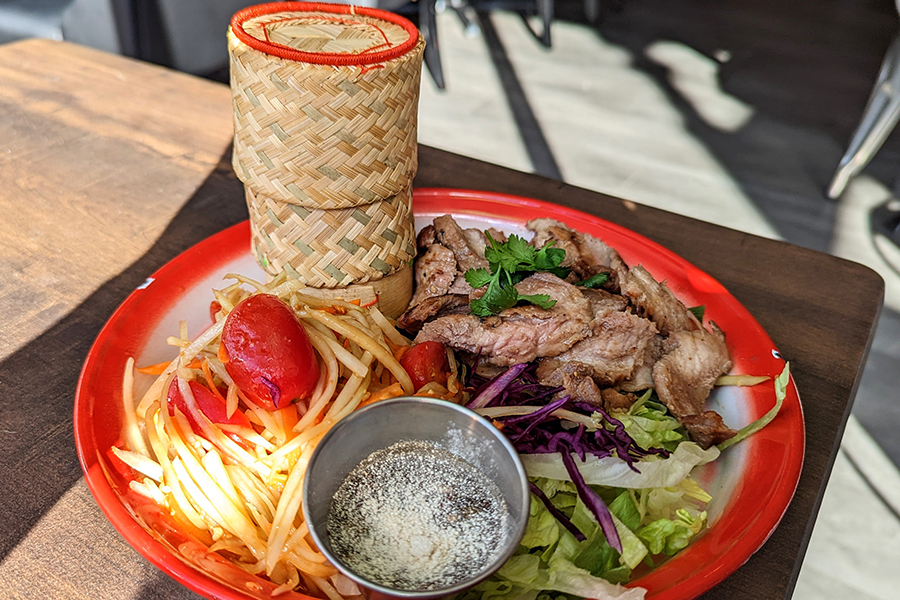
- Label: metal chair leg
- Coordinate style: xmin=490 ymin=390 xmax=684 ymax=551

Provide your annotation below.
xmin=584 ymin=0 xmax=599 ymax=25
xmin=828 ymin=34 xmax=900 ymax=199
xmin=537 ymin=0 xmax=553 ymax=47
xmin=420 ymin=0 xmax=446 ymax=89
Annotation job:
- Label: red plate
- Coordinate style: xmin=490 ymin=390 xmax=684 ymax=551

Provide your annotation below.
xmin=74 ymin=188 xmax=804 ymax=600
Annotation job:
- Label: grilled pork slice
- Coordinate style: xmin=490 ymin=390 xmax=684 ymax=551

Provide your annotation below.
xmin=535 ymin=285 xmax=657 ymax=392
xmin=679 ymin=412 xmax=736 ymax=449
xmin=536 ymin=360 xmax=607 ymax=407
xmin=617 ymin=337 xmax=665 ymax=392
xmin=535 ymin=360 xmax=640 ymax=413
xmin=527 ymin=218 xmax=629 ymax=291
xmin=621 ymin=265 xmax=700 ymax=336
xmin=652 ymin=324 xmax=734 ymax=447
xmin=434 ymin=214 xmax=489 ymax=273
xmin=397 ymin=294 xmax=470 ymax=333
xmin=447 ymin=271 xmax=476 ymax=296
xmin=414 ymin=273 xmax=593 ymax=366
xmin=545 ymin=310 xmax=659 ymax=387
xmin=409 ymin=244 xmax=458 ymax=307
xmin=417 ymin=224 xmax=437 ymax=249
xmin=581 ymin=287 xmax=630 ymax=314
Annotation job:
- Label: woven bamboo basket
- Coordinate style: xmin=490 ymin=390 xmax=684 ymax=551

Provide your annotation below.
xmin=229 ymin=2 xmax=424 ymax=315
xmin=229 ymin=2 xmax=425 ymax=210
xmin=247 ymin=184 xmax=416 ymax=287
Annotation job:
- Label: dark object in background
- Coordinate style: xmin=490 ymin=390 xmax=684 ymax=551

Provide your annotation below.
xmin=0 ymin=0 xmax=449 ymax=87
xmin=827 ymin=1 xmax=900 ymax=199
xmin=0 ymin=0 xmax=254 ymax=76
xmin=872 ymin=197 xmax=900 ymax=250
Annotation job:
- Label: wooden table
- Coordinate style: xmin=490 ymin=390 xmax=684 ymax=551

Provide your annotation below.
xmin=0 ymin=39 xmax=883 ymax=600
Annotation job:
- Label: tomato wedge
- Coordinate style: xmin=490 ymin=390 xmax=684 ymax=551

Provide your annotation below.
xmin=209 ymin=300 xmax=222 ymax=322
xmin=400 ymin=341 xmax=450 ymax=391
xmin=166 ymin=379 xmax=252 ymax=444
xmin=220 ymin=294 xmax=320 ymax=411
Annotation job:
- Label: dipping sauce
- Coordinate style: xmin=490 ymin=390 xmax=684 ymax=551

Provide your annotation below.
xmin=327 ymin=440 xmax=509 ymax=591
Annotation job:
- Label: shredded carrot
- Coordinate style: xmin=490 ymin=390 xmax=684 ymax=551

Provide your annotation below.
xmin=348 ymin=299 xmax=361 ymax=306
xmin=361 ymin=298 xmax=378 ymax=309
xmin=218 ymin=342 xmax=229 ymax=365
xmin=136 ymin=360 xmax=171 ymax=375
xmin=393 ymin=344 xmax=410 ymax=361
xmin=201 ymin=359 xmax=227 ymax=404
xmin=357 ymin=382 xmax=404 ymax=408
xmin=383 ymin=336 xmax=408 ymax=360
xmin=137 ymin=357 xmax=202 ymax=375
xmin=274 ymin=405 xmax=299 ymax=436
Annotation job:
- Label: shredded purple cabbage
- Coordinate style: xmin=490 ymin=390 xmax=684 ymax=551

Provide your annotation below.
xmin=260 ymin=376 xmax=282 ymax=408
xmin=529 ymin=481 xmax=586 ymax=542
xmin=561 ymin=444 xmax=622 ymax=552
xmin=466 ymin=363 xmax=530 ymax=409
xmin=467 ymin=361 xmax=670 ymax=555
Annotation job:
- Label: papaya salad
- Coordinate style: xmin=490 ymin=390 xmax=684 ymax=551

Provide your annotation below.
xmin=111 ymin=216 xmax=788 ymax=600
xmin=113 ymin=273 xmax=465 ymax=598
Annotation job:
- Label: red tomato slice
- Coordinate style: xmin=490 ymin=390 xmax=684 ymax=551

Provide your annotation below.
xmin=221 ymin=294 xmax=320 ymax=411
xmin=400 ymin=341 xmax=450 ymax=391
xmin=166 ymin=379 xmax=252 ymax=444
xmin=209 ymin=300 xmax=222 ymax=322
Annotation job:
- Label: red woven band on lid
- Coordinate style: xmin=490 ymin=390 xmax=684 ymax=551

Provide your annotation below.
xmin=230 ymin=2 xmax=420 ymax=66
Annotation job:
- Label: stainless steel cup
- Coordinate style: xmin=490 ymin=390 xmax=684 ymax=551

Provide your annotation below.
xmin=303 ymin=397 xmax=530 ymax=600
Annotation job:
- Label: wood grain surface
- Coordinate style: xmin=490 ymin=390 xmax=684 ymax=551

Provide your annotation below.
xmin=0 ymin=39 xmax=233 ymax=362
xmin=0 ymin=39 xmax=884 ymax=600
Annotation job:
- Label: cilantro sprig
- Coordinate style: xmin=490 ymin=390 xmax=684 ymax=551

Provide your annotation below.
xmin=577 ymin=272 xmax=609 ymax=289
xmin=688 ymin=305 xmax=706 ymax=322
xmin=464 ymin=233 xmax=570 ymax=317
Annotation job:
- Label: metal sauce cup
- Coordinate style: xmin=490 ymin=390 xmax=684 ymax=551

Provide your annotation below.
xmin=303 ymin=397 xmax=530 ymax=600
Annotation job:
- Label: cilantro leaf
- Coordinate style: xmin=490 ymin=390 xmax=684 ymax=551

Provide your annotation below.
xmin=688 ymin=305 xmax=706 ymax=322
xmin=464 ymin=232 xmax=571 ymax=316
xmin=578 ymin=272 xmax=609 ymax=289
xmin=465 ymin=268 xmax=493 ymax=289
xmin=533 ymin=245 xmax=566 ymax=271
xmin=470 ymin=283 xmax=519 ymax=316
xmin=518 ymin=293 xmax=556 ymax=309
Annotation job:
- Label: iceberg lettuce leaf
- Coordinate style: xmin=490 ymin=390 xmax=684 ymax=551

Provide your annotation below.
xmin=521 ymin=443 xmax=719 ymax=489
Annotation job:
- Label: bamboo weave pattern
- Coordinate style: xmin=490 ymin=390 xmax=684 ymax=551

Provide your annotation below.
xmin=229 ymin=11 xmax=424 ymax=209
xmin=247 ymin=185 xmax=416 ymax=287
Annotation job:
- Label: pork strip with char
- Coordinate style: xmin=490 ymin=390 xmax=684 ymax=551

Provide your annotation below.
xmin=581 ymin=287 xmax=630 ymax=314
xmin=447 ymin=272 xmax=476 ymax=297
xmin=535 ymin=359 xmax=640 ymax=413
xmin=414 ymin=272 xmax=593 ymax=366
xmin=408 ymin=244 xmax=458 ymax=307
xmin=527 ymin=218 xmax=592 ymax=275
xmin=536 ymin=360 xmax=607 ymax=408
xmin=535 ymin=286 xmax=657 ymax=392
xmin=679 ymin=412 xmax=736 ymax=449
xmin=462 ymin=228 xmax=489 ymax=258
xmin=417 ymin=224 xmax=437 ymax=249
xmin=652 ymin=323 xmax=735 ymax=447
xmin=617 ymin=335 xmax=665 ymax=392
xmin=397 ymin=294 xmax=471 ymax=332
xmin=545 ymin=310 xmax=659 ymax=388
xmin=527 ymin=218 xmax=630 ymax=291
xmin=621 ymin=265 xmax=700 ymax=336
xmin=433 ymin=214 xmax=489 ymax=273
